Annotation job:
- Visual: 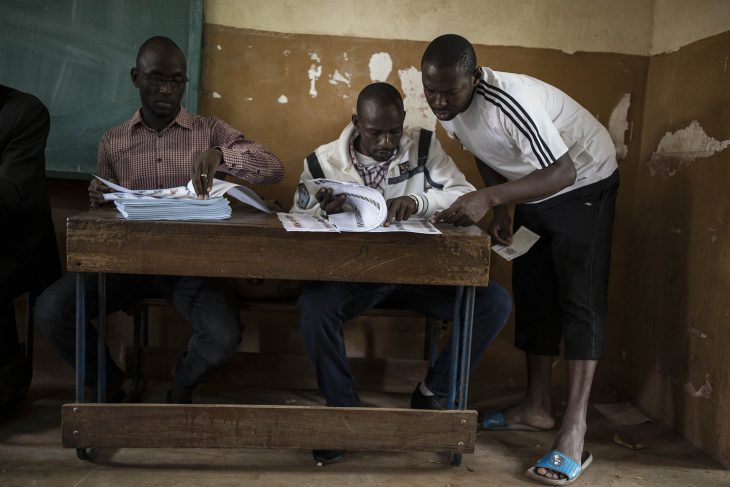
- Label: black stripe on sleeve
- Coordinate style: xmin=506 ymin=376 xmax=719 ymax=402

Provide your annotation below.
xmin=481 ymin=81 xmax=557 ymax=163
xmin=476 ymin=87 xmax=548 ymax=168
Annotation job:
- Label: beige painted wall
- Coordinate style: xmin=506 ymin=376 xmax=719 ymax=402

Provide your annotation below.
xmin=651 ymin=0 xmax=730 ymax=54
xmin=204 ymin=0 xmax=654 ymax=56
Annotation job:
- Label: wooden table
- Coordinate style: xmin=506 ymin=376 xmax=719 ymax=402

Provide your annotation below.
xmin=61 ymin=209 xmax=491 ymax=465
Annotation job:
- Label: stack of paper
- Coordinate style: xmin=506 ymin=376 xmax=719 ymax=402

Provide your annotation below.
xmin=114 ymin=197 xmax=231 ymax=220
xmin=97 ymin=175 xmax=270 ymax=221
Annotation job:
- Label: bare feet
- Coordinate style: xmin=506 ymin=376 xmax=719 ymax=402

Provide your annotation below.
xmin=535 ymin=422 xmax=587 ymax=480
xmin=503 ymin=401 xmax=556 ymax=431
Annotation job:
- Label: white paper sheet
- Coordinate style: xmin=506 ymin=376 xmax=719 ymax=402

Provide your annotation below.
xmin=309 ymin=179 xmax=387 ymax=232
xmin=97 ymin=175 xmax=270 ymax=220
xmin=277 ymin=213 xmax=340 ymax=232
xmin=491 ymin=226 xmax=540 ymax=261
xmin=368 ymin=218 xmax=442 ymax=234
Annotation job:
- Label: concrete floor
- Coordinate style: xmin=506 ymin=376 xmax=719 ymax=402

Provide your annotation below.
xmin=1 ymin=366 xmax=728 ymax=487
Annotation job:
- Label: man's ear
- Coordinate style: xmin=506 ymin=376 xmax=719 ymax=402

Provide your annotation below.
xmin=351 ymin=114 xmax=359 ymax=129
xmin=471 ymin=66 xmax=481 ymax=87
xmin=131 ymin=67 xmax=141 ymax=88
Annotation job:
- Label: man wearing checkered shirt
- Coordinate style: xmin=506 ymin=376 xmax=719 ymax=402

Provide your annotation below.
xmin=35 ymin=36 xmax=284 ymax=404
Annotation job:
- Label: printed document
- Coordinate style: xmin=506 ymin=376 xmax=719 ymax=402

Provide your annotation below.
xmin=277 ymin=179 xmax=441 ymax=234
xmin=96 ymin=176 xmax=270 ymax=220
xmin=491 ymin=226 xmax=540 ymax=261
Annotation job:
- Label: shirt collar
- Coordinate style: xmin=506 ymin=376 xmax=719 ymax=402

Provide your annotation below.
xmin=349 ymin=130 xmax=398 ymax=170
xmin=128 ymin=106 xmax=193 ymax=133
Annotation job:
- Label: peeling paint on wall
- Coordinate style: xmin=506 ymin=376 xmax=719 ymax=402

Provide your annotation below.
xmin=609 ymin=93 xmax=631 ymax=160
xmin=212 ymin=91 xmax=222 ymax=99
xmin=647 ymin=120 xmax=730 ymax=178
xmin=309 ymin=52 xmax=321 ymax=63
xmin=307 ymin=64 xmax=322 ymax=98
xmin=216 ymin=44 xmax=222 ymax=50
xmin=283 ymin=49 xmax=292 ymax=56
xmin=398 ymin=67 xmax=437 ymax=132
xmin=277 ymin=95 xmax=288 ymax=104
xmin=684 ymin=375 xmax=713 ymax=399
xmin=328 ymin=69 xmax=352 ymax=87
xmin=368 ymin=52 xmax=392 ymax=82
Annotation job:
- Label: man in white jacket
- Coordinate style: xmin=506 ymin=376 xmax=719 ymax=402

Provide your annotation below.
xmin=292 ymin=82 xmax=512 ymax=465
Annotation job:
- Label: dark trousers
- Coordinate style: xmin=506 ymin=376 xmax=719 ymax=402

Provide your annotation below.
xmin=0 ymin=253 xmax=33 ymax=365
xmin=298 ymin=281 xmax=512 ymax=407
xmin=34 ymin=273 xmax=242 ymax=389
xmin=513 ymin=170 xmax=619 ymax=360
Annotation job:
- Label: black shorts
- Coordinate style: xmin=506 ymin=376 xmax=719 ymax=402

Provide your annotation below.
xmin=512 ymin=170 xmax=619 ymax=360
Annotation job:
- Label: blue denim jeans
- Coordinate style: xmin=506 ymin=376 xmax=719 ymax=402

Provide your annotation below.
xmin=34 ymin=273 xmax=241 ymax=389
xmin=298 ymin=281 xmax=512 ymax=406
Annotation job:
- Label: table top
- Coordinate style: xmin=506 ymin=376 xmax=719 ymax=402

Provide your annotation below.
xmin=66 ymin=209 xmax=490 ymax=286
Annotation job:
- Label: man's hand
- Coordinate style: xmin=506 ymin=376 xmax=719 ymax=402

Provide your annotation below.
xmin=191 ymin=148 xmax=223 ymax=199
xmin=431 ymin=189 xmax=491 ymax=226
xmin=315 ymin=187 xmax=346 ymax=214
xmin=384 ymin=196 xmax=417 ymax=226
xmin=88 ymin=178 xmax=118 ymax=208
xmin=488 ymin=207 xmax=513 ymax=245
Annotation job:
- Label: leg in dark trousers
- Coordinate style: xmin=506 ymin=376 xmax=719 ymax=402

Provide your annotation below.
xmin=0 ymin=254 xmax=34 ymax=410
xmin=156 ymin=276 xmax=242 ymax=390
xmin=34 ymin=273 xmax=161 ymax=393
xmin=381 ymin=283 xmax=512 ymax=398
xmin=298 ymin=282 xmax=396 ymax=407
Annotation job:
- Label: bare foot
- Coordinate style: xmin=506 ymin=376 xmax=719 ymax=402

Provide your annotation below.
xmin=503 ymin=401 xmax=556 ymax=430
xmin=535 ymin=422 xmax=587 ymax=480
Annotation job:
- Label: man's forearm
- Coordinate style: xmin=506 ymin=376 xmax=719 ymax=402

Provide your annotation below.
xmin=480 ymin=153 xmax=576 ymax=208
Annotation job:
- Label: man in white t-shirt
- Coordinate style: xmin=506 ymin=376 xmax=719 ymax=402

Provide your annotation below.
xmin=421 ymin=34 xmax=619 ymax=484
xmin=292 ymin=82 xmax=512 ymax=465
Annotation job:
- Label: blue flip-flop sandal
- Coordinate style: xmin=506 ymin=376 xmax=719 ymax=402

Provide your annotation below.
xmin=526 ymin=450 xmax=593 ymax=485
xmin=480 ymin=410 xmax=547 ymax=432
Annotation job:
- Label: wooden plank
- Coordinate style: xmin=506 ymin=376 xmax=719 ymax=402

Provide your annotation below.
xmin=62 ymin=404 xmax=477 ymax=452
xmin=66 ymin=210 xmax=490 ymax=286
xmin=127 ymin=348 xmax=429 ymax=394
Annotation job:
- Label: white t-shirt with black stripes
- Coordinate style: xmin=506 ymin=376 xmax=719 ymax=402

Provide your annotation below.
xmin=439 ymin=67 xmax=617 ymax=202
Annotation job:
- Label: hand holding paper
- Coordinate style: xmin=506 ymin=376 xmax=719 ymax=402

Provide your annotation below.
xmin=491 ymin=226 xmax=540 ymax=261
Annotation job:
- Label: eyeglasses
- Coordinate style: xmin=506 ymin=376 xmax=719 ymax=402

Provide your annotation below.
xmin=139 ymin=71 xmax=188 ymax=89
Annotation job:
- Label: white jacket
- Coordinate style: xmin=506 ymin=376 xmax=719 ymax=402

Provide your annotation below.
xmin=291 ymin=123 xmax=475 ymax=218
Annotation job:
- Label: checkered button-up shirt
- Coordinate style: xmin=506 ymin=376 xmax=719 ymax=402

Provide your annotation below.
xmin=348 ymin=132 xmax=397 ymax=196
xmin=96 ymin=107 xmax=284 ymax=189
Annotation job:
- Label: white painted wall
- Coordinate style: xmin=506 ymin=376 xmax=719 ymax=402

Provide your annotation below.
xmin=651 ymin=0 xmax=730 ymax=54
xmin=205 ymin=0 xmax=654 ymax=56
xmin=205 ymin=1 xmax=730 ymax=56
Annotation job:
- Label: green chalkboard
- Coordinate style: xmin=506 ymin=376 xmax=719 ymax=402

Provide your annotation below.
xmin=0 ymin=0 xmax=203 ymax=178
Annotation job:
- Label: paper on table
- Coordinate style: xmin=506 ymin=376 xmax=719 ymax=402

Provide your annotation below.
xmin=368 ymin=218 xmax=442 ymax=234
xmin=97 ymin=175 xmax=270 ymax=213
xmin=277 ymin=212 xmax=340 ymax=232
xmin=188 ymin=179 xmax=270 ymax=213
xmin=491 ymin=226 xmax=540 ymax=261
xmin=309 ymin=179 xmax=387 ymax=232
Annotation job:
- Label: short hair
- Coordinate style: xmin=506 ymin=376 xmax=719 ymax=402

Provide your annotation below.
xmin=356 ymin=82 xmax=404 ymax=114
xmin=136 ymin=36 xmax=185 ymax=67
xmin=421 ymin=34 xmax=477 ymax=75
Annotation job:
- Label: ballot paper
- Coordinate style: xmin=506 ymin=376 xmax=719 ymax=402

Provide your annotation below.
xmin=309 ymin=179 xmax=388 ymax=232
xmin=491 ymin=226 xmax=540 ymax=261
xmin=278 ymin=179 xmax=442 ymax=233
xmin=277 ymin=213 xmax=442 ymax=234
xmin=97 ymin=175 xmax=270 ymax=220
xmin=368 ymin=218 xmax=441 ymax=234
xmin=114 ymin=197 xmax=231 ymax=221
xmin=277 ymin=213 xmax=340 ymax=232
